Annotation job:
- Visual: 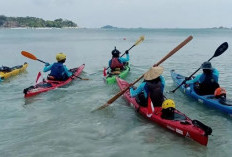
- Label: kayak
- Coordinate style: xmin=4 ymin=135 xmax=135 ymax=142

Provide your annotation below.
xmin=104 ymin=64 xmax=130 ymax=84
xmin=0 ymin=62 xmax=28 ymax=82
xmin=171 ymin=70 xmax=232 ymax=115
xmin=23 ymin=64 xmax=85 ymax=97
xmin=116 ymin=77 xmax=212 ymax=146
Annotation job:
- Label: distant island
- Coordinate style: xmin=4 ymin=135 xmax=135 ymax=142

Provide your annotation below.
xmin=0 ymin=15 xmax=77 ymax=28
xmin=101 ymin=25 xmax=118 ymax=29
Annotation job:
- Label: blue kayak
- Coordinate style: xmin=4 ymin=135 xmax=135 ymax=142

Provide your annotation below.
xmin=170 ymin=70 xmax=232 ymax=115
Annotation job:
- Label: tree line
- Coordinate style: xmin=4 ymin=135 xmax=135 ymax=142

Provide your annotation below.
xmin=0 ymin=15 xmax=77 ymax=28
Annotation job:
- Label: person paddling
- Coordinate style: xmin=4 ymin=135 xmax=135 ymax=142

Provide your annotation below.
xmin=185 ymin=61 xmax=219 ymax=95
xmin=108 ymin=47 xmax=129 ymax=72
xmin=43 ymin=53 xmax=73 ymax=81
xmin=129 ymin=66 xmax=165 ymax=108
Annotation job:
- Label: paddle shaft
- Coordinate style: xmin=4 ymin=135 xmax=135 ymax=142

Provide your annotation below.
xmin=106 ymin=36 xmax=144 ymax=71
xmin=37 ymin=59 xmax=47 ymax=64
xmin=120 ymin=44 xmax=136 ymax=57
xmin=95 ymin=35 xmax=193 ymax=111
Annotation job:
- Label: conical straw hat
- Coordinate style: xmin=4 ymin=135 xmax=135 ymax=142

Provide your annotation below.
xmin=144 ymin=66 xmax=164 ymax=81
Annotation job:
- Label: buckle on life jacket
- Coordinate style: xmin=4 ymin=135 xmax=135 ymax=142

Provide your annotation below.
xmin=111 ymin=71 xmax=121 ymax=75
xmin=47 ymin=75 xmax=55 ymax=80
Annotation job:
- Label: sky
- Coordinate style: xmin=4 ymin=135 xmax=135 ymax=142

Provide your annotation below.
xmin=0 ymin=0 xmax=232 ymax=28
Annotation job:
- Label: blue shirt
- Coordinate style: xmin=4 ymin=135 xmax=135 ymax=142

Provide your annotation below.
xmin=108 ymin=54 xmax=130 ymax=67
xmin=186 ymin=68 xmax=219 ymax=84
xmin=130 ymin=76 xmax=165 ymax=98
xmin=43 ymin=63 xmax=72 ymax=77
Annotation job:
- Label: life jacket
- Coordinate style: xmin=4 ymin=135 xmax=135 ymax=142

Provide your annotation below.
xmin=198 ymin=73 xmax=219 ymax=95
xmin=145 ymin=78 xmax=164 ymax=107
xmin=0 ymin=66 xmax=11 ymax=72
xmin=49 ymin=62 xmax=68 ymax=81
xmin=110 ymin=57 xmax=124 ymax=70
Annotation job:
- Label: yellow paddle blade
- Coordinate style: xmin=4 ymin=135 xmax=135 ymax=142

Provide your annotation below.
xmin=134 ymin=35 xmax=145 ymax=46
xmin=21 ymin=51 xmax=37 ymax=60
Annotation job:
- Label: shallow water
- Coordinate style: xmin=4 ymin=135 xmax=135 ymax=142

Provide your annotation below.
xmin=0 ymin=28 xmax=232 ymax=157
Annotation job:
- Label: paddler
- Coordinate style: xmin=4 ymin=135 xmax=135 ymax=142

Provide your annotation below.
xmin=185 ymin=61 xmax=219 ymax=95
xmin=109 ymin=47 xmax=129 ymax=72
xmin=43 ymin=53 xmax=73 ymax=81
xmin=129 ymin=66 xmax=165 ymax=108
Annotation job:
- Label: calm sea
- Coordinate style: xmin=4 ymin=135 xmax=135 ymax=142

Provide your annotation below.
xmin=0 ymin=28 xmax=232 ymax=157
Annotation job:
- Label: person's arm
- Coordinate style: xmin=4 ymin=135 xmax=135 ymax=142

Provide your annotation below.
xmin=119 ymin=54 xmax=129 ymax=63
xmin=130 ymin=82 xmax=146 ymax=97
xmin=186 ymin=74 xmax=201 ymax=84
xmin=108 ymin=60 xmax=112 ymax=67
xmin=63 ymin=65 xmax=73 ymax=77
xmin=160 ymin=75 xmax=165 ymax=92
xmin=213 ymin=68 xmax=219 ymax=82
xmin=43 ymin=63 xmax=53 ymax=72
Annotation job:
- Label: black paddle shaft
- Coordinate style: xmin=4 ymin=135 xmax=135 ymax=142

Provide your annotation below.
xmin=37 ymin=59 xmax=47 ymax=64
xmin=170 ymin=42 xmax=228 ymax=93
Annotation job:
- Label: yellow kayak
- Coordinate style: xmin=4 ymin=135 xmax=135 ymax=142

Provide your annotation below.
xmin=0 ymin=62 xmax=28 ymax=82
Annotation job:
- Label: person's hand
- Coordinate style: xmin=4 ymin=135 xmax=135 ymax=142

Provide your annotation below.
xmin=125 ymin=50 xmax=129 ymax=54
xmin=45 ymin=62 xmax=50 ymax=66
xmin=184 ymin=83 xmax=190 ymax=88
xmin=129 ymin=84 xmax=136 ymax=90
xmin=185 ymin=77 xmax=189 ymax=81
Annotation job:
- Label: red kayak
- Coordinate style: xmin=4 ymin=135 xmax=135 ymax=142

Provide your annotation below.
xmin=24 ymin=64 xmax=85 ymax=97
xmin=116 ymin=77 xmax=212 ymax=146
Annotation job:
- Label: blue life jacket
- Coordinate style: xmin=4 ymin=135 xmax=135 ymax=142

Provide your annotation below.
xmin=50 ymin=62 xmax=67 ymax=80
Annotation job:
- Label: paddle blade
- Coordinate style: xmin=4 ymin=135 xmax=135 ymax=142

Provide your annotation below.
xmin=213 ymin=42 xmax=228 ymax=58
xmin=134 ymin=35 xmax=145 ymax=46
xmin=21 ymin=51 xmax=37 ymax=60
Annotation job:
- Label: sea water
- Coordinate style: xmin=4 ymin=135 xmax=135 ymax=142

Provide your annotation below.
xmin=0 ymin=28 xmax=232 ymax=157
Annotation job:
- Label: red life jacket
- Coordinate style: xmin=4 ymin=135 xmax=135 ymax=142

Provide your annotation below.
xmin=110 ymin=58 xmax=124 ymax=70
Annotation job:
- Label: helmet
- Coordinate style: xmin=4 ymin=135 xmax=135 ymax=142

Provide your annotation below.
xmin=162 ymin=99 xmax=176 ymax=109
xmin=111 ymin=47 xmax=120 ymax=57
xmin=214 ymin=87 xmax=226 ymax=97
xmin=201 ymin=61 xmax=213 ymax=70
xmin=56 ymin=53 xmax=66 ymax=61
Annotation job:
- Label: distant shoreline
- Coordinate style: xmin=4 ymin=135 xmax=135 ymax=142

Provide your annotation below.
xmin=0 ymin=15 xmax=78 ymax=28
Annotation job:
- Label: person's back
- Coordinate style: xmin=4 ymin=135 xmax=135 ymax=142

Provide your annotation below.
xmin=109 ymin=47 xmax=129 ymax=71
xmin=43 ymin=53 xmax=72 ymax=81
xmin=130 ymin=66 xmax=165 ymax=108
xmin=186 ymin=61 xmax=219 ymax=95
xmin=49 ymin=62 xmax=66 ymax=80
xmin=197 ymin=69 xmax=219 ymax=95
xmin=145 ymin=77 xmax=164 ymax=107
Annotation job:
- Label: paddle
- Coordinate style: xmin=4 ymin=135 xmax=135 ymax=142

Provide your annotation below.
xmin=93 ymin=35 xmax=193 ymax=112
xmin=21 ymin=51 xmax=89 ymax=80
xmin=103 ymin=36 xmax=145 ymax=76
xmin=169 ymin=42 xmax=228 ymax=93
xmin=21 ymin=51 xmax=47 ymax=64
